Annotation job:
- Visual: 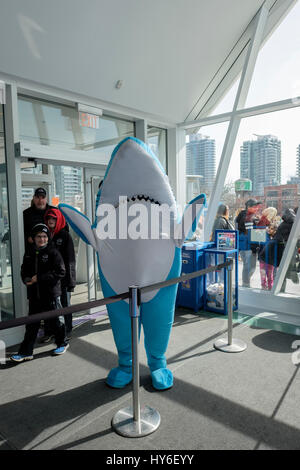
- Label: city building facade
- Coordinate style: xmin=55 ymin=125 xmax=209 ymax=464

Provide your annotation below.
xmin=240 ymin=134 xmax=281 ymax=196
xmin=186 ymin=134 xmax=216 ymax=194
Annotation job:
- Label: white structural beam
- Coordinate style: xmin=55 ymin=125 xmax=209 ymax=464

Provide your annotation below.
xmin=135 ymin=119 xmax=148 ymax=143
xmin=272 ymin=208 xmax=300 ymax=295
xmin=167 ymin=127 xmax=186 ymax=211
xmin=3 ymin=83 xmax=27 ymax=334
xmin=179 ymin=97 xmax=300 ymax=130
xmin=204 ymin=5 xmax=269 ymax=240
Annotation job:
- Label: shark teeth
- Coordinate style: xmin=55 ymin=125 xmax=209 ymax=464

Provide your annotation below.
xmin=114 ymin=195 xmax=161 ymax=208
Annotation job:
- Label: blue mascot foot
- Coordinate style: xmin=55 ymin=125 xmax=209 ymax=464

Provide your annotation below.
xmin=151 ymin=368 xmax=173 ymax=390
xmin=106 ymin=367 xmax=132 ymax=389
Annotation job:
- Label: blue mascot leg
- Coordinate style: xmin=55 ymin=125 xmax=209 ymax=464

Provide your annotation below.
xmin=105 ymin=300 xmax=135 ymax=388
xmin=99 ymin=262 xmax=138 ymax=389
xmin=141 ymin=249 xmax=181 ymax=390
xmin=141 ymin=283 xmax=179 ymax=391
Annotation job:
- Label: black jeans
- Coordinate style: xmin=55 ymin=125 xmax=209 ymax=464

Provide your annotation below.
xmin=19 ymin=297 xmax=67 ymax=356
xmin=44 ymin=288 xmax=73 ymax=335
xmin=61 ymin=288 xmax=73 ymax=334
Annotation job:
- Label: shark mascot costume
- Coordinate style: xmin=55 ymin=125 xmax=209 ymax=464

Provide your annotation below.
xmin=59 ymin=137 xmax=206 ymax=390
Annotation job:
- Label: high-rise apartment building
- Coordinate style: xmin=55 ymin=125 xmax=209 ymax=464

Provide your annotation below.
xmin=54 ymin=166 xmax=82 ymax=205
xmin=297 ymin=144 xmax=300 ymax=177
xmin=186 ymin=134 xmax=216 ymax=193
xmin=240 ymin=134 xmax=281 ymax=196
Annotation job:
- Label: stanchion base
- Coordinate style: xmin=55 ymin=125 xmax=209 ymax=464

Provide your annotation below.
xmin=214 ymin=338 xmax=247 ymax=353
xmin=112 ymin=405 xmax=160 ymax=438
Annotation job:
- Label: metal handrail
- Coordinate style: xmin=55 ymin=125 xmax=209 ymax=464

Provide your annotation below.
xmin=0 ymin=260 xmax=232 ymax=331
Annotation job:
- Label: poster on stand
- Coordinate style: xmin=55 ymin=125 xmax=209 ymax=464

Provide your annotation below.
xmin=216 ymin=230 xmax=237 ymax=250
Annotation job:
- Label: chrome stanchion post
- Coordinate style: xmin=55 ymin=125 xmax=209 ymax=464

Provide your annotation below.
xmin=227 ymin=263 xmax=233 ymax=346
xmin=214 ymin=259 xmax=247 ymax=353
xmin=112 ymin=286 xmax=160 ymax=437
xmin=131 ymin=286 xmax=141 ymax=426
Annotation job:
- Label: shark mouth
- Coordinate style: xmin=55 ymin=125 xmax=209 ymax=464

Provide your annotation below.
xmin=114 ymin=194 xmax=162 ymax=208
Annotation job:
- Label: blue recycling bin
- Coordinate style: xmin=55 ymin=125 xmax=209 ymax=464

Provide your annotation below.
xmin=176 ymin=241 xmax=214 ymax=312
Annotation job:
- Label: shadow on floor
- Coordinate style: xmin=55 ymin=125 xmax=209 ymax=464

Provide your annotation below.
xmin=252 ymin=329 xmax=298 ymax=353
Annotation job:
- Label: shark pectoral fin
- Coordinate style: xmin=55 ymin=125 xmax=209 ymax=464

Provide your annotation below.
xmin=58 ymin=203 xmax=97 ymax=250
xmin=173 ymin=193 xmax=206 ymax=248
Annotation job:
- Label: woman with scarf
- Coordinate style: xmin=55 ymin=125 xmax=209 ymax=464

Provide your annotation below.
xmin=44 ymin=207 xmax=76 ymax=339
xmin=257 ymin=207 xmax=278 ymax=290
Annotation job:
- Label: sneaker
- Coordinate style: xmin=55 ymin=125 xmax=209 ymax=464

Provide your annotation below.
xmin=39 ymin=334 xmax=55 ymax=344
xmin=11 ymin=354 xmax=33 ymax=363
xmin=53 ymin=344 xmax=69 ymax=356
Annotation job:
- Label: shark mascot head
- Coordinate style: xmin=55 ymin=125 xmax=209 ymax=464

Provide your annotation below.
xmin=59 ymin=137 xmax=206 ymax=390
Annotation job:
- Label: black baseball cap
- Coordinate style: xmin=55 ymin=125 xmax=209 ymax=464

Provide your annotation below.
xmin=34 ymin=187 xmax=47 ymax=197
xmin=246 ymin=199 xmax=262 ymax=208
xmin=31 ymin=223 xmax=50 ymax=239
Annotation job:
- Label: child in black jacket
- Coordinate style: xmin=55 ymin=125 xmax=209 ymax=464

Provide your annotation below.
xmin=11 ymin=224 xmax=68 ymax=362
xmin=45 ymin=207 xmax=76 ymax=338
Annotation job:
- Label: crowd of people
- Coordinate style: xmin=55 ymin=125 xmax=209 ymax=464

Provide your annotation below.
xmin=234 ymin=199 xmax=299 ymax=291
xmin=11 ymin=188 xmax=76 ymax=363
xmin=210 ymin=198 xmax=299 ymax=291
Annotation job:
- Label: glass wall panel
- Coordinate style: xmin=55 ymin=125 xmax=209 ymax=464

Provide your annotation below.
xmin=185 ymin=122 xmax=229 ymax=205
xmin=245 ymin=1 xmax=300 ymax=108
xmin=210 ymin=76 xmax=240 ymax=116
xmin=148 ymin=126 xmax=167 ymax=170
xmin=18 ymin=96 xmax=135 ymax=164
xmin=0 ymin=105 xmax=14 ymax=321
xmin=222 ymin=108 xmax=300 ymax=294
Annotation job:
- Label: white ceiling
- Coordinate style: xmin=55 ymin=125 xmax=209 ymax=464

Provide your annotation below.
xmin=0 ymin=0 xmax=272 ymax=123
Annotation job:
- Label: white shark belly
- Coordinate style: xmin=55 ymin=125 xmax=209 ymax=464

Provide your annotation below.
xmin=98 ymin=238 xmax=175 ymax=302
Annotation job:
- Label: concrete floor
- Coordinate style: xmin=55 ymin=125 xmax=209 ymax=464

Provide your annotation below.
xmin=1 ymin=309 xmax=300 ymax=450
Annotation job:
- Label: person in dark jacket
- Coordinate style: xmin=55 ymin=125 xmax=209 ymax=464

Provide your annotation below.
xmin=235 ymin=199 xmax=262 ymax=287
xmin=23 ymin=188 xmax=55 ymax=251
xmin=44 ymin=207 xmax=76 ymax=338
xmin=259 ymin=208 xmax=297 ymax=292
xmin=274 ymin=208 xmax=296 ymax=244
xmin=11 ymin=224 xmax=68 ymax=362
xmin=211 ymin=204 xmax=234 ymax=239
xmin=275 ymin=208 xmax=297 ymax=292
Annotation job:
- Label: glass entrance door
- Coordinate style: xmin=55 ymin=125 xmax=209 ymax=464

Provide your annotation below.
xmin=21 ymin=163 xmax=90 ymax=306
xmin=84 ymin=168 xmax=106 ymax=300
xmin=20 ymin=163 xmax=109 ymax=306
